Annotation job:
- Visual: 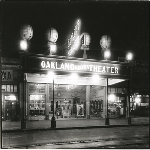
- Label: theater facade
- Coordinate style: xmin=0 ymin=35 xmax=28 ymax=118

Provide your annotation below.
xmin=18 ymin=53 xmax=131 ymax=121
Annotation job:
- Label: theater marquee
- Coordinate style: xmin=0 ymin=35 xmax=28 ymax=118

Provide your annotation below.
xmin=40 ymin=60 xmax=119 ymax=74
xmin=22 ymin=55 xmax=131 ymax=76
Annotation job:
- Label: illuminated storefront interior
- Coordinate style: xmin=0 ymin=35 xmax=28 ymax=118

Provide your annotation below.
xmin=27 ymin=81 xmax=128 ymax=120
xmin=20 ymin=53 xmax=131 ymax=121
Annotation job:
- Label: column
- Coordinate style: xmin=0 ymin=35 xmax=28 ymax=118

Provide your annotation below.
xmin=105 ymin=78 xmax=109 ymax=125
xmin=127 ymin=79 xmax=131 ymax=124
xmin=103 ymin=86 xmax=107 ymax=118
xmin=86 ymin=85 xmax=90 ymax=119
xmin=21 ymin=73 xmax=27 ymax=129
xmin=45 ymin=83 xmax=49 ymax=119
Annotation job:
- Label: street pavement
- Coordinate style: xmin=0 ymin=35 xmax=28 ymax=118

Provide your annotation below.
xmin=2 ymin=117 xmax=149 ymax=131
xmin=2 ymin=126 xmax=149 ymax=149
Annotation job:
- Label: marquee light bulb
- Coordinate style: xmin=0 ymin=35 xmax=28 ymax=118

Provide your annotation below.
xmin=104 ymin=50 xmax=111 ymax=60
xmin=126 ymin=52 xmax=133 ymax=61
xmin=92 ymin=74 xmax=100 ymax=82
xmin=20 ymin=40 xmax=28 ymax=50
xmin=48 ymin=71 xmax=55 ymax=79
xmin=70 ymin=73 xmax=78 ymax=80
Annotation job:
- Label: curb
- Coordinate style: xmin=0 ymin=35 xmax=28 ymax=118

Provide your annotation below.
xmin=2 ymin=124 xmax=149 ymax=133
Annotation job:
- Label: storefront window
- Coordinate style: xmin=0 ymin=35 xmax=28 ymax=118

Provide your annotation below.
xmin=90 ymin=100 xmax=103 ymax=117
xmin=108 ymin=96 xmax=125 ymax=118
xmin=29 ymin=95 xmax=45 ymax=116
xmin=2 ymin=84 xmax=17 ymax=92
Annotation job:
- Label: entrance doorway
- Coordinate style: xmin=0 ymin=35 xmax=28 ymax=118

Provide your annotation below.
xmin=5 ymin=101 xmax=17 ymax=121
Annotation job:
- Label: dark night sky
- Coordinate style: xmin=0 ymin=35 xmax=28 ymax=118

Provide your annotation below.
xmin=1 ymin=1 xmax=149 ymax=60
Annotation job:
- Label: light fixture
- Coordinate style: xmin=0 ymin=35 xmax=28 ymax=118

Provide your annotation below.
xmin=70 ymin=73 xmax=78 ymax=80
xmin=100 ymin=35 xmax=111 ymax=50
xmin=108 ymin=94 xmax=116 ymax=102
xmin=49 ymin=43 xmax=57 ymax=54
xmin=92 ymin=74 xmax=100 ymax=81
xmin=126 ymin=52 xmax=133 ymax=61
xmin=20 ymin=40 xmax=28 ymax=51
xmin=68 ymin=19 xmax=81 ymax=56
xmin=135 ymin=96 xmax=141 ymax=103
xmin=21 ymin=24 xmax=33 ymax=40
xmin=46 ymin=27 xmax=58 ymax=55
xmin=48 ymin=71 xmax=55 ymax=79
xmin=104 ymin=50 xmax=111 ymax=60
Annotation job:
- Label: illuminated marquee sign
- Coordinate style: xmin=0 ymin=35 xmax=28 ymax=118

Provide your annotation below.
xmin=23 ymin=55 xmax=131 ymax=76
xmin=40 ymin=60 xmax=119 ymax=74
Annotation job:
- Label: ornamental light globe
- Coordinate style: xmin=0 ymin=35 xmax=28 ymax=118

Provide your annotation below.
xmin=21 ymin=25 xmax=33 ymax=40
xmin=46 ymin=28 xmax=58 ymax=43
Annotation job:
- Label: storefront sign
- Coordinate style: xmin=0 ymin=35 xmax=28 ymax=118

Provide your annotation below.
xmin=1 ymin=70 xmax=13 ymax=81
xmin=41 ymin=61 xmax=119 ymax=74
xmin=24 ymin=55 xmax=131 ymax=76
xmin=5 ymin=95 xmax=16 ymax=100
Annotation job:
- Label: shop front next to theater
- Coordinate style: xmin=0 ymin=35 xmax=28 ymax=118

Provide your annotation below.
xmin=21 ymin=54 xmax=131 ymax=121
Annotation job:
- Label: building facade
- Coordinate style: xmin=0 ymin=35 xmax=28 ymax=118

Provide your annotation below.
xmin=1 ymin=55 xmax=149 ymax=122
xmin=1 ymin=57 xmax=21 ymax=121
xmin=20 ymin=53 xmax=131 ymax=121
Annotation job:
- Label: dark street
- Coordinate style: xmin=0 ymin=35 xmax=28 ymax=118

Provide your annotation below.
xmin=2 ymin=125 xmax=149 ymax=149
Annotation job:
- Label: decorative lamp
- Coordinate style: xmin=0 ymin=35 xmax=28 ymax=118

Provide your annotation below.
xmin=46 ymin=28 xmax=58 ymax=55
xmin=46 ymin=28 xmax=58 ymax=43
xmin=20 ymin=25 xmax=33 ymax=40
xmin=80 ymin=33 xmax=91 ymax=59
xmin=100 ymin=35 xmax=111 ymax=50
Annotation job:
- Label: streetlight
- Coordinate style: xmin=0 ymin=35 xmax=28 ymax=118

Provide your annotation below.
xmin=20 ymin=25 xmax=33 ymax=129
xmin=126 ymin=52 xmax=133 ymax=124
xmin=118 ymin=52 xmax=133 ymax=124
xmin=48 ymin=71 xmax=56 ymax=128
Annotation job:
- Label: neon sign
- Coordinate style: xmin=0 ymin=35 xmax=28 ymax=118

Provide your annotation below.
xmin=41 ymin=60 xmax=119 ymax=74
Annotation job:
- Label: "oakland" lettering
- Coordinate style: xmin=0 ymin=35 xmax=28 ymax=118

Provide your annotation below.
xmin=41 ymin=61 xmax=119 ymax=74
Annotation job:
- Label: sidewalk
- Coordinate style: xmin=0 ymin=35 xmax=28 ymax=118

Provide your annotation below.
xmin=2 ymin=117 xmax=149 ymax=132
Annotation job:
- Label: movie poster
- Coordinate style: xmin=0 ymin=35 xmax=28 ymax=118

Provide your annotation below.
xmin=76 ymin=104 xmax=84 ymax=117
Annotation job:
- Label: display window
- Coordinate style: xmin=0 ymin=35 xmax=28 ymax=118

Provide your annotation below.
xmin=90 ymin=100 xmax=103 ymax=117
xmin=29 ymin=95 xmax=46 ymax=117
xmin=108 ymin=96 xmax=125 ymax=118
